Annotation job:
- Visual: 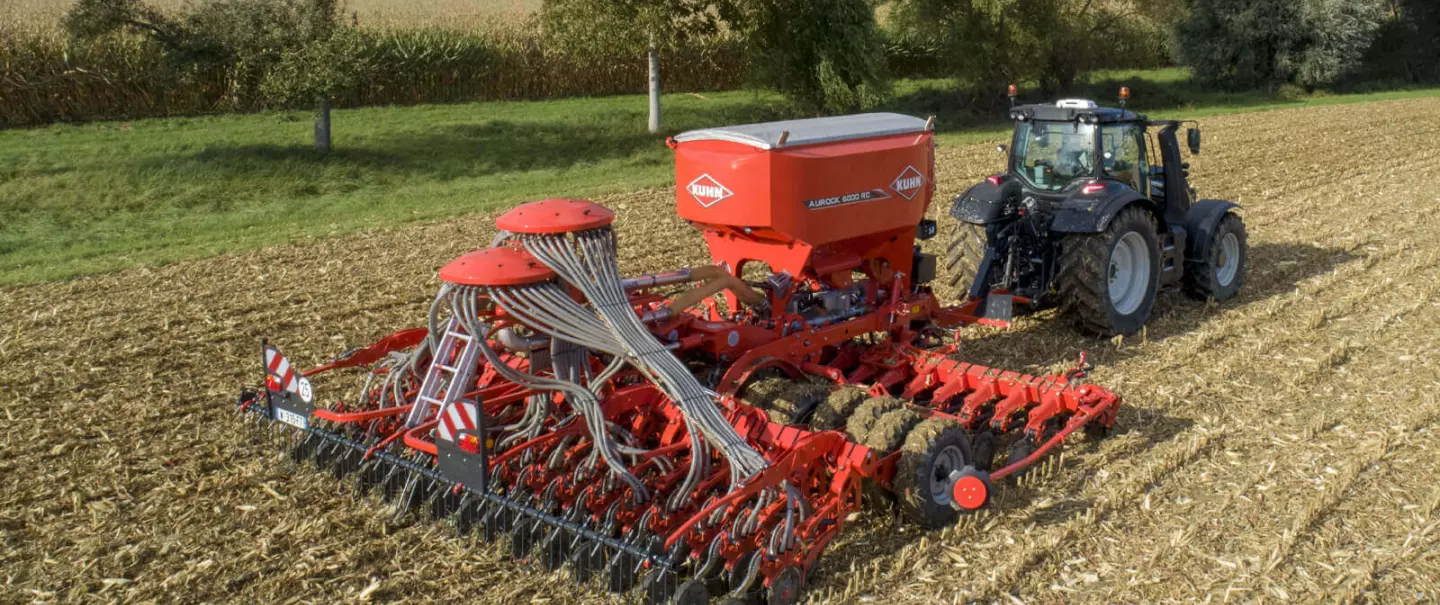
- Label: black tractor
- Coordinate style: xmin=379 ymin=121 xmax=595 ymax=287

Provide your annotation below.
xmin=946 ymin=91 xmax=1247 ymax=336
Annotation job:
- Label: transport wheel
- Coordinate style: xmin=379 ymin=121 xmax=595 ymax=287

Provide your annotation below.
xmin=894 ymin=417 xmax=975 ymax=528
xmin=970 ymin=430 xmax=998 ymax=472
xmin=766 ymin=566 xmax=805 ymax=605
xmin=845 ymin=396 xmax=904 ymax=443
xmin=670 ymin=578 xmax=711 ymax=605
xmin=811 ymin=386 xmax=868 ymax=431
xmin=1058 ymin=205 xmax=1161 ymax=336
xmin=1184 ymin=212 xmax=1247 ymax=302
xmin=945 ymin=221 xmax=987 ymax=293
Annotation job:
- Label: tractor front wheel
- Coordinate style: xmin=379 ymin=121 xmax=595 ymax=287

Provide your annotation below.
xmin=1058 ymin=206 xmax=1161 ymax=336
xmin=1184 ymin=212 xmax=1247 ymax=302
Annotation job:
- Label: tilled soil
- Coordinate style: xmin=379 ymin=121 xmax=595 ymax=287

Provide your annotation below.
xmin=3 ymin=97 xmax=1439 ymax=604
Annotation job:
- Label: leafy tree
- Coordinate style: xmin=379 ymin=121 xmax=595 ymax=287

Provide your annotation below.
xmin=1363 ymin=0 xmax=1440 ymax=84
xmin=543 ymin=0 xmax=890 ymax=114
xmin=1174 ymin=0 xmax=1387 ymax=89
xmin=726 ymin=0 xmax=891 ymax=113
xmin=65 ymin=0 xmax=361 ymax=150
xmin=889 ymin=0 xmax=1148 ymax=105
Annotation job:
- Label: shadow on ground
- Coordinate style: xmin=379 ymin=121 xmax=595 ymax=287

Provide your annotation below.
xmin=952 ymin=241 xmax=1354 ymax=373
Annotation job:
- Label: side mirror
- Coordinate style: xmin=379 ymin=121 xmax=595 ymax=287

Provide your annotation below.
xmin=996 ymin=144 xmax=1008 ymax=154
xmin=1187 ymin=127 xmax=1201 ymax=155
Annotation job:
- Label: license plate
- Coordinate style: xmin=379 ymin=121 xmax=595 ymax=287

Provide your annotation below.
xmin=275 ymin=407 xmax=309 ymax=430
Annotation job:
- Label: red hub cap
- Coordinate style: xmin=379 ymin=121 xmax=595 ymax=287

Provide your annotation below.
xmin=951 ymin=474 xmax=989 ymax=511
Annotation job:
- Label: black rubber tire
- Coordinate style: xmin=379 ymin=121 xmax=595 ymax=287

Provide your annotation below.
xmin=811 ymin=387 xmax=868 ymax=431
xmin=1005 ymin=438 xmax=1036 ymax=480
xmin=742 ymin=377 xmax=827 ymax=425
xmin=670 ymin=578 xmax=711 ymax=605
xmin=970 ymin=430 xmax=998 ymax=472
xmin=863 ymin=408 xmax=926 ymax=454
xmin=1057 ymin=205 xmax=1162 ymax=336
xmin=945 ymin=221 xmax=988 ymax=293
xmin=894 ymin=417 xmax=974 ymax=528
xmin=1184 ymin=212 xmax=1247 ymax=302
xmin=844 ymin=396 xmax=904 ymax=443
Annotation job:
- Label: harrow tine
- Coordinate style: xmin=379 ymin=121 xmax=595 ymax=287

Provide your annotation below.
xmin=380 ymin=462 xmax=408 ymax=503
xmin=536 ymin=524 xmax=569 ymax=572
xmin=391 ymin=471 xmax=425 ymax=523
xmin=331 ymin=447 xmax=359 ymax=481
xmin=452 ymin=494 xmax=477 ymax=536
xmin=509 ymin=515 xmax=536 ymax=559
xmin=641 ymin=568 xmax=679 ymax=605
xmin=481 ymin=503 xmax=507 ymax=543
xmin=353 ymin=458 xmax=382 ymax=498
xmin=311 ymin=438 xmax=337 ymax=471
xmin=425 ymin=481 xmax=450 ymax=522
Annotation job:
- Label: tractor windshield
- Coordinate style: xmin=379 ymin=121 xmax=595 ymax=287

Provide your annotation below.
xmin=1012 ymin=121 xmax=1097 ymax=191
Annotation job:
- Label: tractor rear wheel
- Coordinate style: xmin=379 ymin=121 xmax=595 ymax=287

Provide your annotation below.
xmin=945 ymin=222 xmax=987 ymax=295
xmin=1058 ymin=206 xmax=1161 ymax=336
xmin=1184 ymin=212 xmax=1247 ymax=302
xmin=894 ymin=417 xmax=975 ymax=528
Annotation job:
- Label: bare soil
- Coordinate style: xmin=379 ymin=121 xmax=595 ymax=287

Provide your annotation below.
xmin=3 ymin=97 xmax=1439 ymax=604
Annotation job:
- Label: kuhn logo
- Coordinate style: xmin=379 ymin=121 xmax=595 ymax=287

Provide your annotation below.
xmin=687 ymin=174 xmax=733 ymax=208
xmin=891 ymin=165 xmax=926 ymax=200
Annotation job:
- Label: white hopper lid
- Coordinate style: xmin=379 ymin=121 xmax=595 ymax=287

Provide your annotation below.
xmin=672 ymin=112 xmax=930 ymax=150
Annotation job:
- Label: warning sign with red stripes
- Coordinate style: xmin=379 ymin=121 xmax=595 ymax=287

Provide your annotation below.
xmin=436 ymin=399 xmax=478 ymax=443
xmin=264 ymin=345 xmax=312 ymax=403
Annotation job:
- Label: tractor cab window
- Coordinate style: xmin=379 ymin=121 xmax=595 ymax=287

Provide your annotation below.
xmin=1012 ymin=121 xmax=1096 ymax=191
xmin=1101 ymin=123 xmax=1146 ymax=193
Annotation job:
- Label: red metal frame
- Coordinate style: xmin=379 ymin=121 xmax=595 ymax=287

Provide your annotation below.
xmin=265 ymin=125 xmax=1125 ymax=599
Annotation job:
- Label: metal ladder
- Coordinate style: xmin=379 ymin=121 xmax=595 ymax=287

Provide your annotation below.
xmin=404 ymin=317 xmax=482 ymax=427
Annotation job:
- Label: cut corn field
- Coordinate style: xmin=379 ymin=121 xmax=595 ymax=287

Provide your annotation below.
xmin=2 ymin=97 xmax=1439 ymax=603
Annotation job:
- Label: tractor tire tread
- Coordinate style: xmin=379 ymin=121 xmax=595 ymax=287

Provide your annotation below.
xmin=1057 ymin=206 xmax=1159 ymax=336
xmin=945 ymin=222 xmax=987 ymax=292
xmin=1183 ymin=212 xmax=1247 ymax=302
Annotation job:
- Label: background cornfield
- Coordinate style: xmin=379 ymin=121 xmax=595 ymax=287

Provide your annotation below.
xmin=0 ymin=0 xmax=749 ymax=127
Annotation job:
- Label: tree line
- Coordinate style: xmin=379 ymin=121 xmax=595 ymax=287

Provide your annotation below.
xmin=51 ymin=0 xmax=1440 ymax=125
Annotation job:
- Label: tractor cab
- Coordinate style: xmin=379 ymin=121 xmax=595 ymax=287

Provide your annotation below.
xmin=1002 ymin=95 xmax=1200 ymax=223
xmin=947 ymin=87 xmax=1245 ymax=336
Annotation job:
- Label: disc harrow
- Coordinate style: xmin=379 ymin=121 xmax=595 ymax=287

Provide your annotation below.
xmin=234 ymin=112 xmax=1122 ymax=603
